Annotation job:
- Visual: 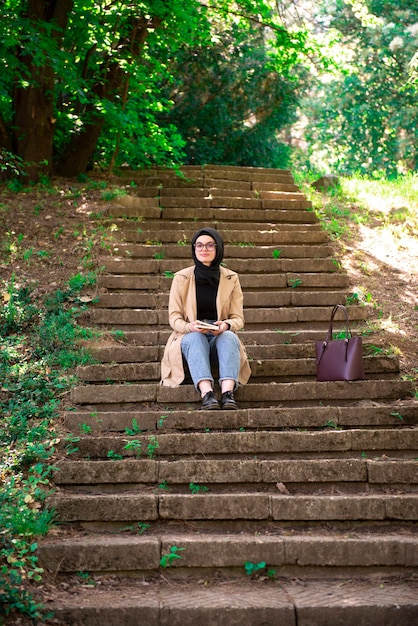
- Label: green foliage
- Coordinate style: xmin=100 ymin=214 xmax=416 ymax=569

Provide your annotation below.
xmin=0 ymin=1 xmax=318 ymax=179
xmin=160 ymin=545 xmax=185 ymax=568
xmin=244 ymin=560 xmax=276 ymax=577
xmin=189 ymin=483 xmax=209 ymax=494
xmin=146 ymin=435 xmax=159 ymax=459
xmin=299 ymin=1 xmax=418 ymax=175
xmin=125 ymin=419 xmax=142 ymax=436
xmin=107 ymin=450 xmax=123 ymax=460
xmin=0 ymin=273 xmax=97 ymax=620
xmin=159 ymin=6 xmax=309 ymax=167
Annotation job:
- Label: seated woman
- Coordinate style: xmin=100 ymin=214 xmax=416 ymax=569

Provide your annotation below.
xmin=160 ymin=228 xmax=251 ymax=410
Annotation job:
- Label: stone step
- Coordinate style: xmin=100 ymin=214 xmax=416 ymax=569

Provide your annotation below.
xmin=98 ymin=272 xmax=351 ymax=291
xmin=83 ymin=329 xmax=366 ymax=349
xmin=63 ymin=404 xmax=418 ymax=434
xmin=107 ymin=202 xmax=314 ymax=219
xmin=156 ymin=186 xmax=306 ymax=200
xmin=38 ymin=532 xmax=418 ymax=576
xmin=93 ymin=289 xmax=347 ymax=309
xmin=108 ymin=242 xmax=334 ymax=259
xmin=86 ymin=303 xmax=369 ymax=329
xmin=86 ymin=339 xmax=390 ymax=364
xmin=40 ymin=578 xmax=418 ymax=626
xmin=76 ymin=354 xmax=399 ymax=383
xmin=99 ymin=257 xmax=339 ymax=275
xmin=110 ymin=226 xmax=328 ymax=245
xmin=49 ymin=492 xmax=418 ymax=524
xmin=58 ymin=428 xmax=418 ymax=461
xmin=70 ymin=380 xmax=415 ymax=409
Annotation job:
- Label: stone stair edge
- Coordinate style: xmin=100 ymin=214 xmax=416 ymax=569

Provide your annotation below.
xmin=38 ymin=578 xmax=418 ymax=626
xmin=69 ymin=379 xmax=416 ymax=405
xmin=62 ymin=405 xmax=418 ymax=436
xmin=37 ymin=531 xmax=418 ymax=574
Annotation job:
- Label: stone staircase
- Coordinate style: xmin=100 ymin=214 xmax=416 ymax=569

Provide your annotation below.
xmin=40 ymin=165 xmax=418 ymax=625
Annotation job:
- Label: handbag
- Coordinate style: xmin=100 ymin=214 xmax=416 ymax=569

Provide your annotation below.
xmin=315 ymin=304 xmax=365 ymax=382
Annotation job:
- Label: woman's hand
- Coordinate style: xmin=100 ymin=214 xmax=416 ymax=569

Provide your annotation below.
xmin=187 ymin=320 xmax=229 ymax=334
xmin=213 ymin=321 xmax=229 ymax=335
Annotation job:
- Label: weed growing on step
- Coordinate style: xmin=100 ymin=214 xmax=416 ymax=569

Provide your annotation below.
xmin=107 ymin=450 xmax=123 ymax=460
xmin=120 ymin=522 xmax=150 ymax=534
xmin=146 ymin=436 xmax=159 ymax=458
xmin=160 ymin=546 xmax=185 ymax=568
xmin=125 ymin=418 xmax=142 ymax=436
xmin=123 ymin=439 xmax=142 ymax=457
xmin=0 ymin=274 xmax=98 ymax=622
xmin=64 ymin=434 xmax=80 ymax=455
xmin=272 ymin=249 xmax=282 ymax=258
xmin=244 ymin=561 xmax=276 ymax=578
xmin=79 ymin=423 xmax=93 ymax=434
xmin=76 ymin=571 xmax=96 ymax=586
xmin=189 ymin=483 xmax=209 ymax=494
xmin=390 ymin=412 xmax=404 ymax=422
xmin=158 ymin=415 xmax=168 ymax=427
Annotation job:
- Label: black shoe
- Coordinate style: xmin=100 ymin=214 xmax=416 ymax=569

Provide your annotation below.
xmin=201 ymin=391 xmax=220 ymax=410
xmin=221 ymin=390 xmax=238 ymax=410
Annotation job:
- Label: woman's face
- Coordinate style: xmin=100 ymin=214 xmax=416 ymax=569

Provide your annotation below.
xmin=194 ymin=235 xmax=217 ymax=266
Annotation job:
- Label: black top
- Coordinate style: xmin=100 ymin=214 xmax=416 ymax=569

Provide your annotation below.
xmin=196 ymin=280 xmax=217 ymax=321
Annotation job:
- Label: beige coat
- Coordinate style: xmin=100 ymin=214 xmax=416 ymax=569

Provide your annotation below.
xmin=160 ymin=265 xmax=251 ymax=387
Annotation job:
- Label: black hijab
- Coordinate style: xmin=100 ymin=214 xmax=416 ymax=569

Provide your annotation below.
xmin=191 ymin=228 xmax=224 ymax=288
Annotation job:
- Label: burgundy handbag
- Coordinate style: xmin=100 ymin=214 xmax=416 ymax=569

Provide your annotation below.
xmin=315 ymin=304 xmax=365 ymax=382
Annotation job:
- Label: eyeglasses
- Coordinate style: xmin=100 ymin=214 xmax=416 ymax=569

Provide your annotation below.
xmin=194 ymin=242 xmax=217 ymax=251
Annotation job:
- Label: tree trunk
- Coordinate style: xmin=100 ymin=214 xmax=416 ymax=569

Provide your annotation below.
xmin=12 ymin=0 xmax=73 ymax=181
xmin=56 ymin=16 xmax=162 ymax=177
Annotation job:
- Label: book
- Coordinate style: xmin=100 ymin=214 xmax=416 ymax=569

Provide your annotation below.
xmin=196 ymin=320 xmax=219 ymax=330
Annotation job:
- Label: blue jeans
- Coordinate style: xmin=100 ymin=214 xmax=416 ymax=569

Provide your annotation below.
xmin=181 ymin=329 xmax=240 ymax=391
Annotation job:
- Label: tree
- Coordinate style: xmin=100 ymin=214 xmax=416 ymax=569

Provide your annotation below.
xmin=297 ymin=0 xmax=418 ymax=175
xmin=0 ymin=0 xmax=312 ymax=181
xmin=158 ymin=11 xmax=309 ymax=167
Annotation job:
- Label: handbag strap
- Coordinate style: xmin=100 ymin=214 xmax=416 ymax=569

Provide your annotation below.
xmin=317 ymin=304 xmax=352 ymax=366
xmin=326 ymin=304 xmax=352 ymax=343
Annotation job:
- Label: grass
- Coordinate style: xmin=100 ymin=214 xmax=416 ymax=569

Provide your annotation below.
xmin=0 ymin=275 xmax=98 ymax=622
xmin=300 ymin=172 xmax=418 ymax=243
xmin=298 ymin=171 xmax=418 ymax=381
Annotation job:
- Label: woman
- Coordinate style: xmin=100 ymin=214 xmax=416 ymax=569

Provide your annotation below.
xmin=160 ymin=228 xmax=251 ymax=410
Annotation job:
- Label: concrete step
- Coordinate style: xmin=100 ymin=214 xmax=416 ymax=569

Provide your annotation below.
xmin=40 ymin=578 xmax=418 ymax=626
xmin=76 ymin=354 xmax=399 ymax=383
xmin=49 ymin=492 xmax=418 ymax=525
xmin=99 ymin=257 xmax=339 ymax=275
xmin=92 ymin=289 xmax=348 ymax=309
xmin=86 ymin=303 xmax=369 ymax=329
xmin=57 ymin=428 xmax=418 ymax=461
xmin=98 ymin=272 xmax=351 ymax=291
xmin=38 ymin=531 xmax=418 ymax=576
xmin=110 ymin=226 xmax=328 ymax=245
xmin=108 ymin=242 xmax=334 ymax=259
xmin=63 ymin=404 xmax=418 ymax=434
xmin=69 ymin=380 xmax=416 ymax=409
xmin=85 ymin=338 xmax=390 ymax=363
xmin=107 ymin=202 xmax=315 ymax=219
